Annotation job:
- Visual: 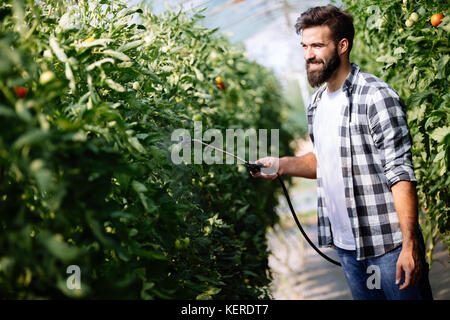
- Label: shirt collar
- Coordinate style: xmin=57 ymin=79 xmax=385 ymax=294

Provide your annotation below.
xmin=342 ymin=62 xmax=360 ymax=93
xmin=313 ymin=63 xmax=360 ymax=104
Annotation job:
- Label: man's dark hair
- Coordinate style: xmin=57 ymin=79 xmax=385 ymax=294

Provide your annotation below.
xmin=295 ymin=5 xmax=355 ymax=56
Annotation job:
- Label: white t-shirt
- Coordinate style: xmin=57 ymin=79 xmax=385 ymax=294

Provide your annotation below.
xmin=313 ymin=87 xmax=356 ymax=250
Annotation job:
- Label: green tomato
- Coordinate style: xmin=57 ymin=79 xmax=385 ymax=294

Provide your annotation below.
xmin=398 ymin=28 xmax=404 ymax=34
xmin=410 ymin=12 xmax=419 ymax=23
xmin=132 ymin=81 xmax=140 ymax=90
xmin=405 ymin=19 xmax=413 ymax=27
xmin=183 ymin=237 xmax=190 ymax=247
xmin=39 ymin=71 xmax=55 ymax=85
xmin=193 ymin=114 xmax=202 ymax=122
xmin=175 ymin=239 xmax=183 ymax=250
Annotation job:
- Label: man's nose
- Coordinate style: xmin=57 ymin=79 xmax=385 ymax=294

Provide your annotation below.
xmin=303 ymin=46 xmax=315 ymax=61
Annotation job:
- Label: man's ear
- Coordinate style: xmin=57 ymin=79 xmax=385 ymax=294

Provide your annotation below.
xmin=338 ymin=38 xmax=350 ymax=57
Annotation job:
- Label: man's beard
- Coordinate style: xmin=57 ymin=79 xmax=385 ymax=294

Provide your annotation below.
xmin=306 ymin=48 xmax=341 ymax=88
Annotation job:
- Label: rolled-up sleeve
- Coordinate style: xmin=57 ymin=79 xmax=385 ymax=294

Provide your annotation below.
xmin=367 ymin=86 xmax=417 ymax=189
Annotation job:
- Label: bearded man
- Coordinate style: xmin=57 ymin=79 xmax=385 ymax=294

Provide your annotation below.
xmin=251 ymin=5 xmax=433 ymax=300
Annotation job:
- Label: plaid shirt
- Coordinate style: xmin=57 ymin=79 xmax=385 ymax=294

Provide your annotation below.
xmin=307 ymin=63 xmax=417 ymax=261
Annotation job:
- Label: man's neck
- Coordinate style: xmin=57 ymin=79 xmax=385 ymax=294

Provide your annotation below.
xmin=326 ymin=60 xmax=352 ymax=92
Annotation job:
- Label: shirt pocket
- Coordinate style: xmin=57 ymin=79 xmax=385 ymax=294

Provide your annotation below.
xmin=349 ymin=121 xmax=369 ymax=135
xmin=349 ymin=112 xmax=370 ymax=135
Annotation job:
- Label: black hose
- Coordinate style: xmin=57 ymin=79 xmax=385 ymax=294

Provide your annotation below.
xmin=202 ymin=157 xmax=341 ymax=266
xmin=276 ymin=174 xmax=342 ymax=267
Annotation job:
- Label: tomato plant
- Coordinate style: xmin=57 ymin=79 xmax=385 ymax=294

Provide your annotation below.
xmin=344 ymin=0 xmax=449 ymax=264
xmin=0 ymin=0 xmax=298 ymax=299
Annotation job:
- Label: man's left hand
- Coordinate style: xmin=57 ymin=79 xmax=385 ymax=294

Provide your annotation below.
xmin=395 ymin=243 xmax=422 ymax=290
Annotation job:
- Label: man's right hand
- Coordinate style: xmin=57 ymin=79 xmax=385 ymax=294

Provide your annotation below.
xmin=250 ymin=157 xmax=282 ymax=180
xmin=251 ymin=153 xmax=317 ymax=180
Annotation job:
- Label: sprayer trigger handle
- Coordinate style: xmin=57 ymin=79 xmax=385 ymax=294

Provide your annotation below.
xmin=246 ymin=162 xmax=264 ymax=174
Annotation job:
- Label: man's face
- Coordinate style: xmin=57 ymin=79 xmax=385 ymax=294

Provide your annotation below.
xmin=301 ymin=25 xmax=341 ymax=87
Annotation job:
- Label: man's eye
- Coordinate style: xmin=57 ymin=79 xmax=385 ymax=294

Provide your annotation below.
xmin=301 ymin=44 xmax=325 ymax=49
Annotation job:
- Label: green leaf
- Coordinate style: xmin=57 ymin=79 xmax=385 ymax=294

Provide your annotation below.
xmin=407 ymin=67 xmax=419 ymax=89
xmin=140 ymin=282 xmax=155 ymax=299
xmin=439 ymin=15 xmax=450 ymax=33
xmin=30 ymin=159 xmax=53 ymax=192
xmin=118 ymin=40 xmax=144 ymax=52
xmin=128 ymin=136 xmax=146 ymax=153
xmin=194 ymin=274 xmax=225 ymax=285
xmin=193 ymin=164 xmax=203 ymax=177
xmin=86 ymin=58 xmax=115 ymax=71
xmin=73 ymin=38 xmax=113 ymax=50
xmin=65 ymin=62 xmax=75 ymax=91
xmin=38 ymin=232 xmax=80 ymax=262
xmin=0 ymin=104 xmax=17 ymax=117
xmin=376 ymin=53 xmax=397 ymax=64
xmin=205 ymin=287 xmax=221 ymax=295
xmin=433 ymin=149 xmax=445 ymax=163
xmin=131 ymin=248 xmax=167 ymax=261
xmin=406 ymin=90 xmax=432 ymax=106
xmin=196 ymin=287 xmax=221 ymax=300
xmin=13 ymin=129 xmax=49 ymax=149
xmin=192 ymin=66 xmax=204 ymax=81
xmin=393 ymin=47 xmax=406 ymax=55
xmin=406 ymin=35 xmax=426 ymax=43
xmin=195 ymin=293 xmax=212 ymax=300
xmin=366 ymin=14 xmax=383 ymax=31
xmin=430 ymin=127 xmax=450 ymax=143
xmin=129 ymin=228 xmax=138 ymax=237
xmin=132 ymin=180 xmax=147 ymax=193
xmin=49 ymin=35 xmax=68 ymax=63
xmin=407 ymin=104 xmax=426 ymax=122
xmin=237 ymin=204 xmax=249 ymax=219
xmin=116 ymin=247 xmax=131 ymax=261
xmin=437 ymin=55 xmax=449 ymax=79
xmin=243 ymin=270 xmax=259 ymax=277
xmin=102 ymin=49 xmax=131 ymax=61
xmin=120 ymin=7 xmax=143 ymax=17
xmin=86 ymin=212 xmax=117 ymax=248
xmin=106 ymin=78 xmax=126 ymax=92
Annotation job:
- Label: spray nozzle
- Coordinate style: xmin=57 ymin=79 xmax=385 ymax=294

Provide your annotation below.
xmin=245 ymin=162 xmax=264 ymax=174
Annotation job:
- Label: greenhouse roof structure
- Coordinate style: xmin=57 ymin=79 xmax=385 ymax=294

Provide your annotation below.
xmin=145 ymin=0 xmax=337 ymax=43
xmin=132 ymin=0 xmax=342 ymax=107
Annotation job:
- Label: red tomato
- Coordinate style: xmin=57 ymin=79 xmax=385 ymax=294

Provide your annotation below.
xmin=14 ymin=86 xmax=28 ymax=99
xmin=431 ymin=13 xmax=444 ymax=27
xmin=217 ymin=83 xmax=226 ymax=90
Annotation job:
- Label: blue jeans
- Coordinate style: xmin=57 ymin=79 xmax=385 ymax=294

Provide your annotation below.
xmin=336 ymin=244 xmax=433 ymax=300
